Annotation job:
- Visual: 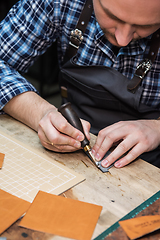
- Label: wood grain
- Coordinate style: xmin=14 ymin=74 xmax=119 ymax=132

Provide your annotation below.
xmin=0 ymin=114 xmax=160 ymax=239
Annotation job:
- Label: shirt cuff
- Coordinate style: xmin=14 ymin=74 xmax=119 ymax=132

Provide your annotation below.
xmin=0 ymin=75 xmax=38 ymax=110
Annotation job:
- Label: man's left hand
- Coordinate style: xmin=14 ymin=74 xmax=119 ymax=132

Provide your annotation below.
xmin=92 ymin=119 xmax=160 ymax=168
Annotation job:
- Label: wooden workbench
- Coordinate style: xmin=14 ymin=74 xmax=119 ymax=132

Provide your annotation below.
xmin=0 ymin=114 xmax=160 ymax=240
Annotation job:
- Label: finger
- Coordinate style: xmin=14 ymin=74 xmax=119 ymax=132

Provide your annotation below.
xmin=39 ymin=129 xmax=81 ymax=152
xmin=113 ymin=142 xmax=147 ymax=168
xmin=91 ymin=130 xmax=112 ymax=159
xmin=43 ymin=141 xmax=80 ymax=152
xmin=52 ymin=112 xmax=84 ymax=141
xmin=91 ymin=122 xmax=126 ymax=155
xmin=92 ymin=125 xmax=128 ymax=161
xmin=38 ymin=121 xmax=81 ymax=150
xmin=101 ymin=135 xmax=136 ymax=167
xmin=81 ymin=119 xmax=91 ymax=141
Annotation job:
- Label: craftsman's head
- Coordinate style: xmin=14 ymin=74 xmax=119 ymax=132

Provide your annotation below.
xmin=93 ymin=0 xmax=160 ymax=47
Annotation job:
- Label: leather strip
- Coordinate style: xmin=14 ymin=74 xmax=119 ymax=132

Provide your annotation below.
xmin=64 ymin=0 xmax=93 ymax=63
xmin=127 ymin=28 xmax=160 ymax=93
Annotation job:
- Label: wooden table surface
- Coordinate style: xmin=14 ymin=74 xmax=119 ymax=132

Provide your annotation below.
xmin=0 ymin=114 xmax=160 ymax=240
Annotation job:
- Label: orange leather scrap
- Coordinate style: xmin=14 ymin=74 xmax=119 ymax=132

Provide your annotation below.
xmin=0 ymin=189 xmax=30 ymax=234
xmin=0 ymin=152 xmax=5 ymax=169
xmin=119 ymin=215 xmax=160 ymax=240
xmin=19 ymin=190 xmax=102 ymax=240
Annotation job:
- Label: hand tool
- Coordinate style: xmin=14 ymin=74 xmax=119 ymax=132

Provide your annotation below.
xmin=58 ymin=102 xmax=113 ymax=172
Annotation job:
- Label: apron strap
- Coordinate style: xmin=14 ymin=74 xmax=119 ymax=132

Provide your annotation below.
xmin=62 ymin=1 xmax=160 ymax=96
xmin=63 ymin=0 xmax=93 ymax=63
xmin=127 ymin=28 xmax=160 ymax=93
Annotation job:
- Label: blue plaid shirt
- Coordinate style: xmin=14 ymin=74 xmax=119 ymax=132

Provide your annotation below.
xmin=0 ymin=0 xmax=160 ymax=110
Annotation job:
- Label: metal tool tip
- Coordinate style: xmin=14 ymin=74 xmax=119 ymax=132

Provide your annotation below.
xmin=88 ymin=149 xmax=96 ymax=161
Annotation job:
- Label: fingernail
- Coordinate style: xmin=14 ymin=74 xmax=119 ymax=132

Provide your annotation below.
xmin=76 ymin=135 xmax=83 ymax=141
xmin=74 ymin=141 xmax=81 ymax=148
xmin=101 ymin=159 xmax=109 ymax=167
xmin=91 ymin=149 xmax=95 ymax=155
xmin=95 ymin=153 xmax=101 ymax=161
xmin=115 ymin=161 xmax=121 ymax=168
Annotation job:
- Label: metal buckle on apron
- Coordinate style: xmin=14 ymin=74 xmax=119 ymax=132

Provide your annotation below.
xmin=127 ymin=58 xmax=152 ymax=93
xmin=135 ymin=59 xmax=152 ymax=79
xmin=69 ymin=29 xmax=84 ymax=49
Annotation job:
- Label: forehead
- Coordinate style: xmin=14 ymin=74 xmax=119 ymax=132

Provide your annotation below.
xmin=99 ymin=0 xmax=160 ymax=25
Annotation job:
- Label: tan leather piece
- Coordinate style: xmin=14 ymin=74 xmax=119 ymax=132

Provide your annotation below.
xmin=119 ymin=215 xmax=160 ymax=240
xmin=0 ymin=189 xmax=30 ymax=234
xmin=0 ymin=152 xmax=5 ymax=169
xmin=19 ymin=190 xmax=102 ymax=240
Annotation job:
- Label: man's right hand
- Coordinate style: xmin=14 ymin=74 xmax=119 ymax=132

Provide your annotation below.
xmin=3 ymin=91 xmax=91 ymax=153
xmin=38 ymin=108 xmax=91 ymax=152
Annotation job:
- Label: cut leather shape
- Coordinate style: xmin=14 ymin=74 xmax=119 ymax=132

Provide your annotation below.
xmin=19 ymin=190 xmax=102 ymax=240
xmin=0 ymin=189 xmax=30 ymax=234
xmin=119 ymin=215 xmax=160 ymax=240
xmin=0 ymin=153 xmax=5 ymax=169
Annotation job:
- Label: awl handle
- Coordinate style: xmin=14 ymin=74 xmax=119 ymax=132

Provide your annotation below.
xmin=58 ymin=102 xmax=89 ymax=148
xmin=58 ymin=102 xmax=112 ymax=172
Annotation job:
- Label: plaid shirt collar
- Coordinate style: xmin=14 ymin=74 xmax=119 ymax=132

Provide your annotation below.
xmin=94 ymin=19 xmax=151 ymax=61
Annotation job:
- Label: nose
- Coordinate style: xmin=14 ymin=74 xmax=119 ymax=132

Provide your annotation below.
xmin=115 ymin=23 xmax=135 ymax=46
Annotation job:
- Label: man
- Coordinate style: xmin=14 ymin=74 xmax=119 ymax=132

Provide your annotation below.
xmin=0 ymin=0 xmax=160 ymax=168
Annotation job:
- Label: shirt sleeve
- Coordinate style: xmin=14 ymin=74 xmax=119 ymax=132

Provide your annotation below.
xmin=0 ymin=0 xmax=57 ymax=110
